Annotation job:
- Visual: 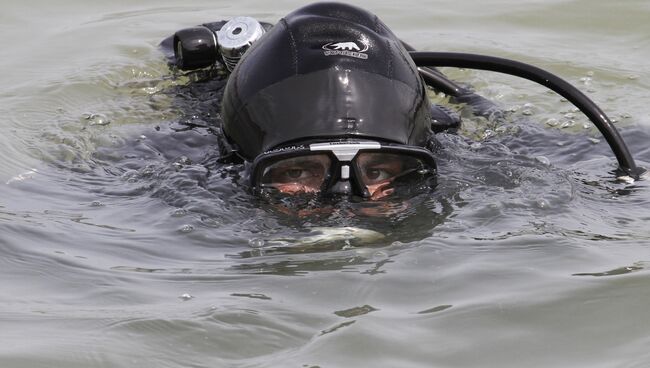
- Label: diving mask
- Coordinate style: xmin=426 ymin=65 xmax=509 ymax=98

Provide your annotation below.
xmin=249 ymin=140 xmax=437 ymax=199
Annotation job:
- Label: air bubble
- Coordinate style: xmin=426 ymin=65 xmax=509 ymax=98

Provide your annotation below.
xmin=536 ymin=199 xmax=550 ymax=209
xmin=579 ymin=76 xmax=592 ymax=85
xmin=121 ymin=170 xmax=139 ymax=183
xmin=179 ymin=293 xmax=194 ymax=301
xmin=561 ymin=121 xmax=575 ymax=129
xmin=248 ymin=238 xmax=265 ymax=248
xmin=85 ymin=113 xmax=111 ymax=126
xmin=173 ymin=156 xmax=191 ymax=170
xmin=179 ymin=224 xmax=194 ymax=233
xmin=171 ymin=208 xmax=187 ymax=217
xmin=140 ymin=168 xmax=155 ymax=177
xmin=90 ymin=200 xmax=104 ymax=207
xmin=535 ymin=156 xmax=550 ymax=166
xmin=546 ymin=118 xmax=559 ymax=127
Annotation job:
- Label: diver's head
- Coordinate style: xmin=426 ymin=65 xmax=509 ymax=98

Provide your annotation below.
xmin=221 ymin=2 xmax=437 ymax=199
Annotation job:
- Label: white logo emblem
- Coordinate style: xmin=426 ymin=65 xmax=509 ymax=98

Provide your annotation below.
xmin=329 ymin=42 xmax=361 ymax=51
xmin=322 ymin=38 xmax=370 ymax=59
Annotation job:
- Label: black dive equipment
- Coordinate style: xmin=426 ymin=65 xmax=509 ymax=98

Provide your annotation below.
xmin=173 ymin=16 xmax=266 ymax=71
xmin=409 ymin=52 xmax=642 ymax=178
xmin=218 ymin=2 xmax=435 ymax=167
xmin=166 ymin=2 xmax=643 ymax=188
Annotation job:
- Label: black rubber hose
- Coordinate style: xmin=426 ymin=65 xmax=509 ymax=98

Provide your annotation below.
xmin=410 ymin=51 xmax=640 ymax=177
xmin=400 ymin=41 xmax=465 ymax=96
xmin=416 ymin=67 xmax=464 ymax=96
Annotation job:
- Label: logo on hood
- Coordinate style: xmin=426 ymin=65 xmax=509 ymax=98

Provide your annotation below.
xmin=322 ymin=38 xmax=370 ymax=59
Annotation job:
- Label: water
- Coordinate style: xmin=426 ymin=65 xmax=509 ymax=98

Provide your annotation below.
xmin=2 ymin=0 xmax=650 ymax=367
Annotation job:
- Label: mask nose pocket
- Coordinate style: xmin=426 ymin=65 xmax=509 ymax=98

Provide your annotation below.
xmin=329 ymin=180 xmax=352 ymax=195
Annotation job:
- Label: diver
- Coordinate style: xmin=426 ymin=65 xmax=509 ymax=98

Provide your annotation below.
xmin=160 ymin=2 xmax=643 ymax=205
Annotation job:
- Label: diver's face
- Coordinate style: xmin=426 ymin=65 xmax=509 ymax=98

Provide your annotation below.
xmin=252 ymin=141 xmax=438 ymax=220
xmin=262 ymin=152 xmax=406 ymax=199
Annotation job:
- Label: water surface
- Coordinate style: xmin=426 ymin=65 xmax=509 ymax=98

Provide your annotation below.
xmin=2 ymin=1 xmax=650 ymax=367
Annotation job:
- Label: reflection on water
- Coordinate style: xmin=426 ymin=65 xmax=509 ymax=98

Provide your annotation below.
xmin=572 ymin=262 xmax=646 ymax=277
xmin=3 ymin=1 xmax=650 ymax=367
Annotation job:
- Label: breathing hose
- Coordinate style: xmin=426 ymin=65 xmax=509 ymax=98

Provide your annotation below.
xmin=410 ymin=51 xmax=642 ymax=177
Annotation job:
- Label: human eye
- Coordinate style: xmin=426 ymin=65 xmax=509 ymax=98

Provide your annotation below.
xmin=364 ymin=167 xmax=393 ymax=182
xmin=276 ymin=166 xmax=314 ymax=182
xmin=267 ymin=158 xmax=327 ymax=184
xmin=259 ymin=154 xmax=331 ymax=194
xmin=362 ymin=159 xmax=405 ymax=184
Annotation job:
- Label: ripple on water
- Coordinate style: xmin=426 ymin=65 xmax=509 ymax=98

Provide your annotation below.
xmin=4 ymin=8 xmax=650 ymax=367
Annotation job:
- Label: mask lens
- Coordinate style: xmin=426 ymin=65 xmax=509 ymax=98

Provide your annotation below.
xmin=355 ymin=152 xmax=434 ymax=198
xmin=259 ymin=154 xmax=331 ymax=194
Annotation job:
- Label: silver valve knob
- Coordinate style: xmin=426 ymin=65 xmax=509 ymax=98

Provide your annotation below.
xmin=217 ymin=17 xmax=266 ymax=72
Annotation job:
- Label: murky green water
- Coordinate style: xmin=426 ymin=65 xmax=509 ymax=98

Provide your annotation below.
xmin=2 ymin=1 xmax=650 ymax=367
